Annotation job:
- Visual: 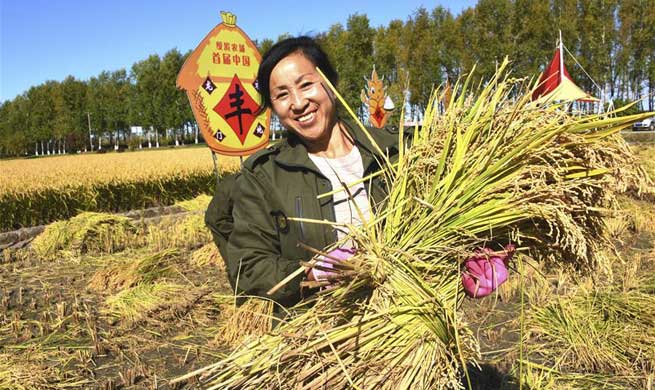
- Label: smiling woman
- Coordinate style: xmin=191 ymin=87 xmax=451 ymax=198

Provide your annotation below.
xmin=269 ymin=52 xmax=345 ymax=155
xmin=205 ymin=36 xmax=402 ymax=311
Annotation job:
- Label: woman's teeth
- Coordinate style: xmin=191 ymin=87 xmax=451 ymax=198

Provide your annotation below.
xmin=298 ymin=112 xmax=314 ymax=123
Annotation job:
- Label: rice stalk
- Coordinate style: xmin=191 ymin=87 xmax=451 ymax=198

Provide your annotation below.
xmin=213 ymin=296 xmax=274 ymax=348
xmin=103 ymin=281 xmax=196 ymax=325
xmin=0 ymin=349 xmax=93 ymax=389
xmin=175 ymin=194 xmax=212 ymax=212
xmin=87 ymin=249 xmax=178 ymax=292
xmin=177 ymin=60 xmax=654 ymax=389
xmin=191 ymin=243 xmax=224 ymax=270
xmin=526 ymin=286 xmax=655 ymax=380
xmin=31 ymin=212 xmax=137 ymax=259
xmin=145 ymin=213 xmax=211 ymax=250
xmin=515 ymin=360 xmax=629 ymax=390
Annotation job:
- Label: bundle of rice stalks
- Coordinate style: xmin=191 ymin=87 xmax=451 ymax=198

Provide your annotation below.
xmin=515 ymin=362 xmax=629 ymax=390
xmin=191 ymin=243 xmax=224 ymax=270
xmin=176 ymin=61 xmax=654 ymax=389
xmin=1 ymin=246 xmax=34 ymax=264
xmin=175 ymin=194 xmax=213 ymax=212
xmin=31 ymin=212 xmax=137 ymax=259
xmin=88 ymin=249 xmax=178 ymax=292
xmin=523 ymin=286 xmax=655 ymax=387
xmin=103 ymin=281 xmax=199 ymax=325
xmin=212 ymin=296 xmax=274 ymax=348
xmin=146 ymin=213 xmax=211 ymax=250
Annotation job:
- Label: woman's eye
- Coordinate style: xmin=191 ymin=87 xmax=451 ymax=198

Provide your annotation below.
xmin=275 ymin=92 xmax=288 ymax=100
xmin=301 ymin=82 xmax=313 ymax=89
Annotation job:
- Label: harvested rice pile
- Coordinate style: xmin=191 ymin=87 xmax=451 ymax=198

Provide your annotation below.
xmin=31 ymin=212 xmax=137 ymax=259
xmin=178 ymin=62 xmax=654 ymax=389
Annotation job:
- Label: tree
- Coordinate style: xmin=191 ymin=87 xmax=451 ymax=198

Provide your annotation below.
xmin=131 ymin=54 xmax=164 ymax=146
xmin=576 ymin=0 xmax=618 ymax=97
xmin=86 ymin=72 xmax=111 ymax=149
xmin=512 ymin=0 xmax=555 ymax=78
xmin=0 ymin=98 xmax=30 ymax=156
xmin=160 ymin=49 xmax=190 ymax=145
xmin=342 ymin=14 xmax=375 ymax=118
xmin=471 ymin=0 xmax=514 ymax=80
xmin=26 ymin=82 xmax=58 ymax=155
xmin=454 ymin=7 xmax=478 ymax=76
xmin=57 ymin=76 xmax=88 ymax=152
xmin=373 ymin=19 xmax=407 ymax=125
xmin=257 ymin=38 xmax=274 ymax=55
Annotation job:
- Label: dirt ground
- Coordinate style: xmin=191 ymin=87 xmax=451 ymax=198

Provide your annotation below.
xmin=0 ymin=216 xmax=235 ymax=389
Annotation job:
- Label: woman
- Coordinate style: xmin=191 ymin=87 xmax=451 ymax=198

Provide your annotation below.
xmin=205 ymin=36 xmax=401 ymax=308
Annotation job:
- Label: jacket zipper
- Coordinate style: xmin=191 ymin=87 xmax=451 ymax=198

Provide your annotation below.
xmin=295 ymin=196 xmax=305 ymax=242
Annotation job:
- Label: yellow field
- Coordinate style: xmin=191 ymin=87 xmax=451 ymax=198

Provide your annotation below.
xmin=0 ymin=148 xmax=240 ymax=195
xmin=0 ymin=147 xmax=241 ymax=231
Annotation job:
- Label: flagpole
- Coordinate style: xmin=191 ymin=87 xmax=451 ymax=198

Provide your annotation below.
xmin=559 ymin=30 xmax=564 ymax=82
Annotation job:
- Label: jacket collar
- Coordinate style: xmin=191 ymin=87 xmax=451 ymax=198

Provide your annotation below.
xmin=273 ymin=119 xmax=395 ymax=175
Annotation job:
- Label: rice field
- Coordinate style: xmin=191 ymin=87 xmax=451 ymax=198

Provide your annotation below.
xmin=0 ymin=170 xmax=653 ymax=389
xmin=0 ymin=148 xmax=240 ymax=231
xmin=0 ymin=126 xmax=653 ymax=387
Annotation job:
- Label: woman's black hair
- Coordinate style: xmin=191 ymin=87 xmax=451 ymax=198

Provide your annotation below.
xmin=256 ymin=36 xmax=338 ymax=114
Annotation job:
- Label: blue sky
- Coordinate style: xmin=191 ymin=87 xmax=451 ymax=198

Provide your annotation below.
xmin=0 ymin=0 xmax=477 ymax=102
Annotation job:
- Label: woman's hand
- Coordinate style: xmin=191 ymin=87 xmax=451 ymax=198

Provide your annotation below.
xmin=461 ymin=244 xmax=515 ymax=298
xmin=307 ymin=247 xmax=356 ymax=283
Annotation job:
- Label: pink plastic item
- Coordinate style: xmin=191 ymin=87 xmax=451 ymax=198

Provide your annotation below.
xmin=311 ymin=247 xmax=356 ymax=281
xmin=461 ymin=244 xmax=515 ymax=298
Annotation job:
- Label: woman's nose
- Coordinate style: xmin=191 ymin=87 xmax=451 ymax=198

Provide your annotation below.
xmin=289 ymin=89 xmax=308 ymax=111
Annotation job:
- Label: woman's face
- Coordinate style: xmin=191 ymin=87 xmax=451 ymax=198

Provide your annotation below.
xmin=269 ymin=52 xmax=337 ymax=146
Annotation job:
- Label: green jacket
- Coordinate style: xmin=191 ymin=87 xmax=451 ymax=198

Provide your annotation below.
xmin=205 ymin=122 xmax=403 ymax=307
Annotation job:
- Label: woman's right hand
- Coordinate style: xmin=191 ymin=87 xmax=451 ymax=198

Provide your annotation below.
xmin=308 ymin=247 xmax=356 ymax=282
xmin=461 ymin=244 xmax=515 ymax=298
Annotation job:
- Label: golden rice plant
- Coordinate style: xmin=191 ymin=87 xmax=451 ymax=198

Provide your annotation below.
xmin=515 ymin=361 xmax=628 ymax=390
xmin=213 ymin=296 xmax=274 ymax=348
xmin=0 ymin=148 xmax=240 ymax=231
xmin=632 ymin=144 xmax=655 ymax=180
xmin=191 ymin=243 xmax=225 ymax=269
xmin=175 ymin=194 xmax=213 ymax=212
xmin=31 ymin=212 xmax=137 ymax=259
xmin=523 ymin=285 xmax=655 ymax=388
xmin=145 ymin=213 xmax=212 ymax=250
xmin=176 ymin=60 xmax=653 ymax=389
xmin=103 ymin=281 xmax=197 ymax=325
xmin=88 ymin=249 xmax=179 ymax=292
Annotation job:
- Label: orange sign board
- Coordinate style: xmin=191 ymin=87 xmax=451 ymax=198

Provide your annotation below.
xmin=177 ymin=11 xmax=270 ymax=156
xmin=360 ymin=68 xmax=393 ymax=129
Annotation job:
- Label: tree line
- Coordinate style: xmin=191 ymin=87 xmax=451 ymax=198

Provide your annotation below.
xmin=1 ymin=0 xmax=654 ymax=158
